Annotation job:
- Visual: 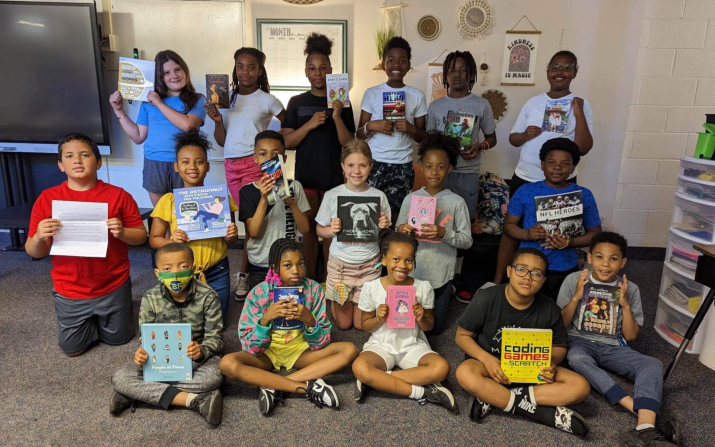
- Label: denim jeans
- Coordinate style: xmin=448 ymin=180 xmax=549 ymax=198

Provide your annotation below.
xmin=566 ymin=336 xmax=663 ymax=415
xmin=203 ymin=257 xmax=231 ymax=324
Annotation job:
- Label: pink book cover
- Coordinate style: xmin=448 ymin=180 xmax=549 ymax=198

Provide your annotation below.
xmin=386 ymin=285 xmax=416 ymax=329
xmin=408 ymin=195 xmax=437 ymax=237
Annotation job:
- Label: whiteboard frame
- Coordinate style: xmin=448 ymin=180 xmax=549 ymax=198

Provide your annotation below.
xmin=256 ymin=19 xmax=348 ymax=91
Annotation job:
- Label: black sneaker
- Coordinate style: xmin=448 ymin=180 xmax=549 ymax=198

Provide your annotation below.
xmin=418 ymin=384 xmax=458 ymax=413
xmin=659 ymin=410 xmax=681 ymax=446
xmin=189 ymin=389 xmax=223 ymax=426
xmin=554 ymin=406 xmax=589 ymax=437
xmin=109 ymin=391 xmax=134 ymax=415
xmin=258 ymin=387 xmax=279 ymax=416
xmin=305 ymin=379 xmax=339 ymax=409
xmin=468 ymin=395 xmax=491 ymax=422
xmin=619 ymin=428 xmax=678 ymax=447
xmin=353 ymin=379 xmax=371 ymax=403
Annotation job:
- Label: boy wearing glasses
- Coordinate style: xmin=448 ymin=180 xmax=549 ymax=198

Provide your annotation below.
xmin=502 ymin=138 xmax=602 ymax=300
xmin=455 ymin=248 xmax=591 ymax=437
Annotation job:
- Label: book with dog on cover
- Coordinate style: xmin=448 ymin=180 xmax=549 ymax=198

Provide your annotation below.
xmin=141 ymin=323 xmax=192 ymax=382
xmin=386 ymin=285 xmax=416 ymax=329
xmin=501 ymin=328 xmax=552 ymax=384
xmin=336 ymin=196 xmax=380 ymax=243
xmin=260 ymin=155 xmax=292 ymax=205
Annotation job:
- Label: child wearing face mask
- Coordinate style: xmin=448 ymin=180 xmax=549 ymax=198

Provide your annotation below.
xmin=110 ymin=243 xmax=225 ymax=426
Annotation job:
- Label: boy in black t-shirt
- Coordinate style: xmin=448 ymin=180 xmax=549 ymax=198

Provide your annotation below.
xmin=455 ymin=248 xmax=591 ymax=437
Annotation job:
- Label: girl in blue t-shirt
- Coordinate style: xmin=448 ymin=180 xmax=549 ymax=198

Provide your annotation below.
xmin=109 ymin=50 xmax=206 ymax=206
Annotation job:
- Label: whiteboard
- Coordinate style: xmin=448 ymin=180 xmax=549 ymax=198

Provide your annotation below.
xmin=257 ymin=19 xmax=347 ymax=91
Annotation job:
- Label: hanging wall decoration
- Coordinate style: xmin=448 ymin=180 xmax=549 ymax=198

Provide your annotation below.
xmin=455 ymin=0 xmax=494 ymax=41
xmin=282 ymin=0 xmax=325 ymax=4
xmin=481 ymin=89 xmax=508 ymax=122
xmin=501 ymin=15 xmax=540 ymax=86
xmin=427 ymin=63 xmax=447 ymax=105
xmin=417 ymin=15 xmax=441 ymax=41
xmin=373 ymin=1 xmax=408 ymax=70
xmin=478 ymin=52 xmax=489 ymax=86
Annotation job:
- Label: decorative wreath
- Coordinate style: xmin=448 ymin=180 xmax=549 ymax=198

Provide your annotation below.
xmin=456 ymin=0 xmax=495 ymax=41
xmin=417 ymin=15 xmax=441 ymax=41
xmin=481 ymin=89 xmax=508 ymax=122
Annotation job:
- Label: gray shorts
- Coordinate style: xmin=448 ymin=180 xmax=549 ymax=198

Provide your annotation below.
xmin=53 ymin=279 xmax=134 ymax=355
xmin=142 ymin=158 xmax=184 ymax=195
xmin=445 ymin=171 xmax=480 ymax=222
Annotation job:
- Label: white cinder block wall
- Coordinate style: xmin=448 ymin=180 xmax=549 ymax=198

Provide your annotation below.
xmin=616 ymin=0 xmax=715 ymax=247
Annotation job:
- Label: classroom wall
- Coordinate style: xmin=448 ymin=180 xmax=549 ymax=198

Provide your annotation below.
xmin=614 ymin=0 xmax=715 ymax=247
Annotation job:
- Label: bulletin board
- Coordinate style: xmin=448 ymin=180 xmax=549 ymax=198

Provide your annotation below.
xmin=256 ymin=19 xmax=347 ymax=91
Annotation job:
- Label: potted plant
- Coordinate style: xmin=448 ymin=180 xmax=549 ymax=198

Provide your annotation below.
xmin=373 ymin=27 xmax=398 ymax=70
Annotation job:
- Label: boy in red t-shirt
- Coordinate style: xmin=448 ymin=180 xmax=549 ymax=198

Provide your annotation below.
xmin=26 ymin=133 xmax=147 ymax=356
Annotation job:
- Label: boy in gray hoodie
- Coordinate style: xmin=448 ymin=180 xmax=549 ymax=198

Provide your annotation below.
xmin=397 ymin=131 xmax=473 ymax=334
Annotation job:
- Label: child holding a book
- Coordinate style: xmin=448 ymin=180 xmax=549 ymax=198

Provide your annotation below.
xmin=239 ymin=130 xmax=311 ymax=290
xmin=315 ymin=140 xmax=391 ymax=330
xmin=26 ymin=133 xmax=147 ymax=356
xmin=357 ymin=36 xmax=427 ymax=223
xmin=351 ymin=229 xmax=457 ymax=412
xmin=557 ymin=232 xmax=680 ymax=447
xmin=503 ymin=138 xmax=602 ymax=300
xmin=396 ymin=132 xmax=473 ymax=335
xmin=220 ymin=238 xmax=358 ymax=416
xmin=110 ymin=243 xmax=225 ymax=425
xmin=455 ymin=248 xmax=591 ymax=436
xmin=149 ymin=129 xmax=238 ymax=323
xmin=109 ymin=50 xmax=206 ymax=206
xmin=205 ymin=47 xmax=285 ymax=301
xmin=283 ymin=33 xmax=355 ymax=281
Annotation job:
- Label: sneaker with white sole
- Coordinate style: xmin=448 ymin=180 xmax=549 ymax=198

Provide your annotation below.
xmin=353 ymin=379 xmax=372 ymax=403
xmin=468 ymin=395 xmax=491 ymax=422
xmin=418 ymin=384 xmax=458 ymax=413
xmin=305 ymin=379 xmax=339 ymax=409
xmin=258 ymin=387 xmax=278 ymax=416
xmin=189 ymin=389 xmax=223 ymax=426
xmin=234 ymin=272 xmax=249 ymax=302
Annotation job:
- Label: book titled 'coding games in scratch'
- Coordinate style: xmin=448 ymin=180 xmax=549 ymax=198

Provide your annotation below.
xmin=501 ymin=328 xmax=552 ymax=384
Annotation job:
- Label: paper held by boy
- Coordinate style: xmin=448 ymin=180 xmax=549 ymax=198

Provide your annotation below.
xmin=50 ymin=200 xmax=108 ymax=257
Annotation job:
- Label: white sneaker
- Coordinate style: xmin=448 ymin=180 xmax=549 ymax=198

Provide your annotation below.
xmin=234 ymin=272 xmax=249 ymax=302
xmin=305 ymin=379 xmax=339 ymax=409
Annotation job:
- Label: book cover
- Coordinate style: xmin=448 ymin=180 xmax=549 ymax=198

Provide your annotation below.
xmin=337 ymin=196 xmax=380 ymax=243
xmin=383 ymin=90 xmax=406 ymax=120
xmin=141 ymin=323 xmax=192 ymax=382
xmin=174 ymin=184 xmax=232 ymax=241
xmin=542 ymin=98 xmax=571 ymax=133
xmin=534 ymin=191 xmax=585 ymax=248
xmin=386 ymin=286 xmax=416 ymax=329
xmin=443 ymin=110 xmax=476 ymax=149
xmin=272 ymin=286 xmax=306 ymax=331
xmin=118 ymin=57 xmax=155 ymax=102
xmin=326 ymin=73 xmax=350 ymax=108
xmin=205 ymin=74 xmax=229 ymax=109
xmin=501 ymin=328 xmax=552 ymax=384
xmin=408 ymin=195 xmax=437 ymax=238
xmin=260 ymin=155 xmax=292 ymax=205
xmin=576 ymin=283 xmax=621 ymax=336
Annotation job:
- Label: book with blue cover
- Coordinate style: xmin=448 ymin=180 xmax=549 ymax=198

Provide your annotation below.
xmin=174 ymin=184 xmax=232 ymax=241
xmin=383 ymin=90 xmax=406 ymax=120
xmin=273 ymin=286 xmax=306 ymax=331
xmin=141 ymin=323 xmax=192 ymax=382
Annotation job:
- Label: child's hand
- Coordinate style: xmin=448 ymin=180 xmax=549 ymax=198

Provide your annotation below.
xmin=170 ymin=229 xmax=190 ymax=243
xmin=545 ymin=233 xmax=570 ymax=250
xmin=527 ymin=224 xmax=547 ymax=241
xmin=419 ymin=224 xmax=445 ymax=239
xmin=109 ymin=91 xmax=125 ymax=112
xmin=376 ymin=304 xmax=388 ymax=322
xmin=262 ymin=300 xmax=290 ymax=325
xmin=225 ymin=222 xmax=238 ymax=241
xmin=369 ymin=120 xmax=394 ymax=135
xmin=462 ymin=144 xmax=480 ymax=160
xmin=538 ymin=364 xmax=557 ymax=384
xmin=571 ymin=97 xmax=585 ymax=117
xmin=394 ymin=119 xmax=415 ymax=134
xmin=307 ymin=111 xmax=327 ymax=130
xmin=484 ymin=355 xmax=511 ymax=385
xmin=284 ymin=300 xmax=315 ymax=327
xmin=258 ymin=175 xmax=276 ymax=199
xmin=378 ymin=212 xmax=390 ymax=229
xmin=35 ymin=218 xmax=61 ymax=242
xmin=330 ymin=218 xmax=342 ymax=235
xmin=134 ymin=347 xmax=148 ymax=365
xmin=397 ymin=223 xmax=415 ymax=235
xmin=524 ymin=126 xmax=542 ymax=140
xmin=147 ymin=91 xmax=163 ymax=107
xmin=186 ymin=341 xmax=203 ymax=360
xmin=106 ymin=218 xmax=124 ymax=239
xmin=572 ymin=269 xmax=589 ymax=302
xmin=331 ymin=100 xmax=344 ymax=121
xmin=413 ymin=302 xmax=425 ymax=322
xmin=204 ymin=103 xmax=222 ymax=123
xmin=618 ymin=274 xmax=629 ymax=308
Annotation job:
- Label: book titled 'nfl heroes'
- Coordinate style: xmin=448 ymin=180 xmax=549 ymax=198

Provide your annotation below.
xmin=141 ymin=323 xmax=192 ymax=382
xmin=501 ymin=328 xmax=552 ymax=384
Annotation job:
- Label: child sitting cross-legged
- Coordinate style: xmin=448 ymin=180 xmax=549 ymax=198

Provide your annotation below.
xmin=219 ymin=238 xmax=358 ymax=416
xmin=557 ymin=232 xmax=680 ymax=447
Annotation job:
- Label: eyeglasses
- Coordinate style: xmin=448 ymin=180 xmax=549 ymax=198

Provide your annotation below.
xmin=510 ymin=265 xmax=546 ymax=281
xmin=547 ymin=63 xmax=577 ymax=72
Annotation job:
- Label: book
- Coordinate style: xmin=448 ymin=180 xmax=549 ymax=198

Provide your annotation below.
xmin=174 ymin=184 xmax=232 ymax=241
xmin=205 ymin=74 xmax=229 ymax=109
xmin=542 ymin=98 xmax=571 ymax=133
xmin=260 ymin=155 xmax=292 ymax=205
xmin=443 ymin=110 xmax=476 ymax=149
xmin=534 ymin=190 xmax=585 ymax=247
xmin=118 ymin=57 xmax=155 ymax=102
xmin=386 ymin=285 xmax=416 ymax=329
xmin=326 ymin=73 xmax=350 ymax=108
xmin=383 ymin=90 xmax=406 ymax=120
xmin=408 ymin=195 xmax=437 ymax=238
xmin=575 ymin=283 xmax=621 ymax=336
xmin=337 ymin=196 xmax=380 ymax=243
xmin=141 ymin=323 xmax=192 ymax=382
xmin=272 ymin=286 xmax=306 ymax=331
xmin=501 ymin=328 xmax=552 ymax=384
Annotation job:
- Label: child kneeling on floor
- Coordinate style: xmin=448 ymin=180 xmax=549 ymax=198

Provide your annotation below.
xmin=110 ymin=243 xmax=225 ymax=426
xmin=220 ymin=238 xmax=358 ymax=416
xmin=351 ymin=229 xmax=458 ymax=413
xmin=455 ymin=247 xmax=591 ymax=437
xmin=557 ymin=232 xmax=680 ymax=447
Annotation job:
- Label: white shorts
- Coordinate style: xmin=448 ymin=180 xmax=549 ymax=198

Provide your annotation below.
xmin=362 ymin=341 xmax=436 ymax=371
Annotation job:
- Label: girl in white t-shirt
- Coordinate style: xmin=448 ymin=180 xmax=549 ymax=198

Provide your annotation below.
xmin=206 ymin=47 xmax=285 ymax=301
xmin=351 ymin=229 xmax=457 ymax=413
xmin=315 ymin=141 xmax=390 ymax=330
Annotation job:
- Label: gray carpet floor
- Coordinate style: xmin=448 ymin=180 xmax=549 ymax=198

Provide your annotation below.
xmin=1 ymin=235 xmax=714 ymax=447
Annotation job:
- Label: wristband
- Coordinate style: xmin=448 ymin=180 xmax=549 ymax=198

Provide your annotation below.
xmin=481 ymin=140 xmax=490 ymax=151
xmin=117 ymin=114 xmax=127 ymax=120
xmin=362 ymin=122 xmax=374 ymax=138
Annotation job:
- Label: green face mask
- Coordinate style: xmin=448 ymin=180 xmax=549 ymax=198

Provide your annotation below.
xmin=157 ymin=269 xmax=194 ymax=293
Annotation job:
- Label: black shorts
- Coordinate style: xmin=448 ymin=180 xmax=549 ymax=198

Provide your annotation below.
xmin=367 ymin=160 xmax=415 ymax=215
